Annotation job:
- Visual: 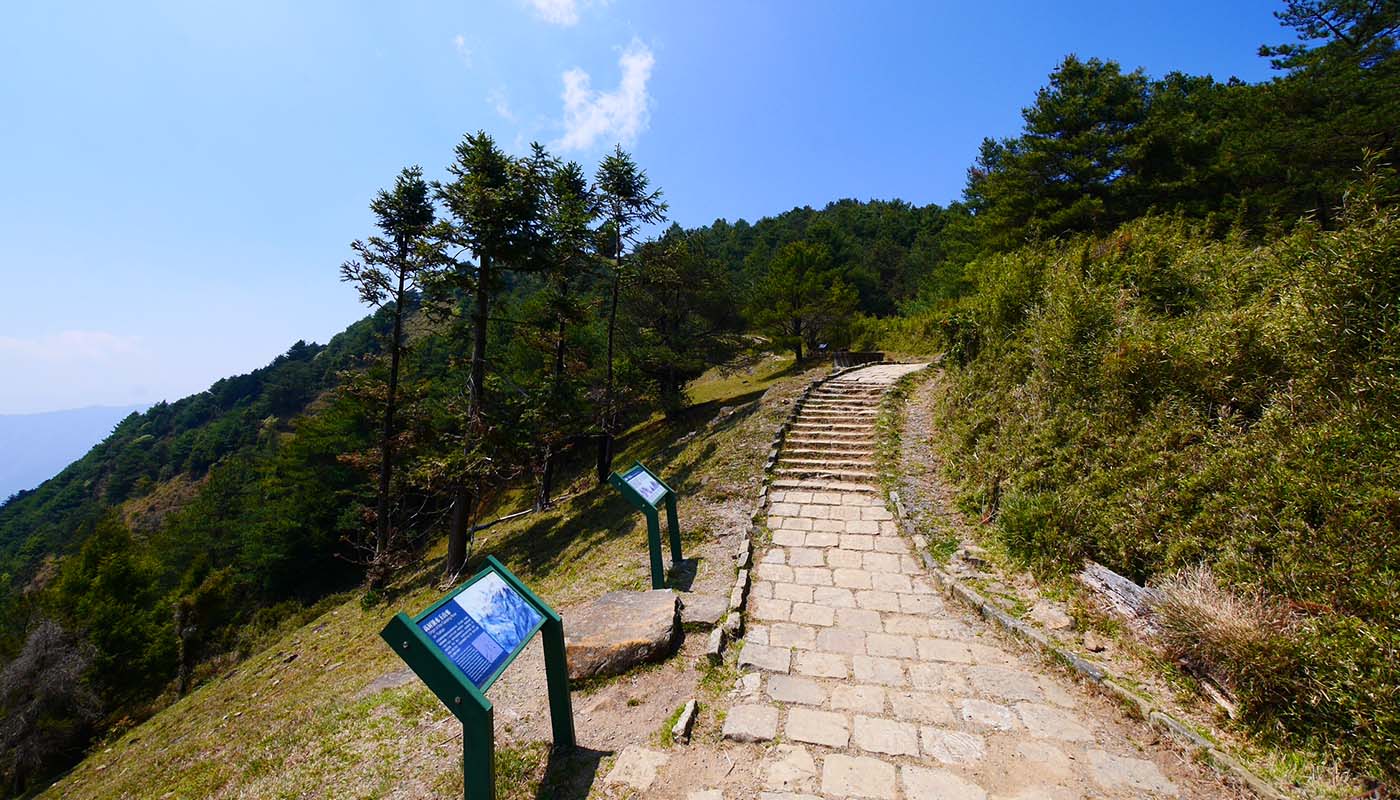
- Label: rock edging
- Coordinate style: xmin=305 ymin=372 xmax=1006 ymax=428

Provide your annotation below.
xmin=887 ymin=493 xmax=1292 ymax=798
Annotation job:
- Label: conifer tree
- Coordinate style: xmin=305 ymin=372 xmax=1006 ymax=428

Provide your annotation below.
xmin=593 ymin=146 xmax=667 ymax=482
xmin=340 ymin=166 xmax=436 ymax=590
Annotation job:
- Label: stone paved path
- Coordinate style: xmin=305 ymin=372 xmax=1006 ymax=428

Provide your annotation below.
xmin=717 ymin=363 xmax=1193 ymax=799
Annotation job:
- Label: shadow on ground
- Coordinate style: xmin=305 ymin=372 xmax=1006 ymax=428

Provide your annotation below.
xmin=538 ymin=745 xmax=608 ymax=800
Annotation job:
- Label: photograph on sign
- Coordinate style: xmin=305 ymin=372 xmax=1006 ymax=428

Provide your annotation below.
xmin=418 ymin=571 xmax=544 ymax=689
xmin=624 ymin=466 xmax=668 ymax=506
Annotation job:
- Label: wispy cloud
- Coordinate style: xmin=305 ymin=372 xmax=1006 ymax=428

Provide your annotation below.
xmin=527 ymin=0 xmax=582 ymax=26
xmin=556 ymin=39 xmax=655 ymax=152
xmin=487 ymin=87 xmax=517 ymax=122
xmin=452 ymin=34 xmax=472 ymax=66
xmin=0 ymin=330 xmax=144 ymax=362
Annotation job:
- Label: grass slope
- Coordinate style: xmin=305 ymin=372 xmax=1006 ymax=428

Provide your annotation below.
xmin=44 ymin=357 xmax=818 ymax=800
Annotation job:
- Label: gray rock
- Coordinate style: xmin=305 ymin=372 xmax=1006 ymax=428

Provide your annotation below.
xmin=1028 ymin=599 xmax=1074 ymax=631
xmin=682 ymin=593 xmax=731 ymax=627
xmin=705 ymin=627 xmax=726 ymax=664
xmin=564 ymin=590 xmax=680 ymax=680
xmin=672 ymin=699 xmax=698 ymax=743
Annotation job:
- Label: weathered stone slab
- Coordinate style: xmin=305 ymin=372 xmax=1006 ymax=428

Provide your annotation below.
xmin=1085 ymin=749 xmax=1179 ymax=796
xmin=967 ymin=665 xmax=1044 ymax=702
xmin=830 ymin=684 xmax=886 ymax=713
xmin=852 ymin=715 xmax=919 ymax=756
xmin=786 ymin=707 xmax=850 ymax=747
xmin=565 ymin=590 xmax=679 ymax=680
xmin=900 ymin=765 xmax=987 ymax=800
xmin=681 ymin=593 xmax=729 ymax=627
xmin=1016 ymin=703 xmax=1093 ymax=741
xmin=888 ymin=690 xmax=955 ymax=724
xmin=920 ymin=727 xmax=986 ymax=764
xmin=723 ymin=704 xmax=779 ymax=742
xmin=767 ymin=674 xmax=827 ymax=705
xmin=604 ymin=745 xmax=670 ymax=790
xmin=794 ymin=650 xmax=847 ymax=678
xmin=959 ymin=698 xmax=1019 ymax=731
xmin=821 ymin=754 xmax=897 ymax=799
xmin=739 ymin=642 xmax=792 ymax=673
xmin=762 ymin=744 xmax=818 ymax=793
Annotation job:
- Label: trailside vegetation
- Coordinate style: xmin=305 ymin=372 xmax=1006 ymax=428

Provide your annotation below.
xmin=922 ymin=1 xmax=1400 ymax=783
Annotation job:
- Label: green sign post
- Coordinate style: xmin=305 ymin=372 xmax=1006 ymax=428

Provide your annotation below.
xmin=380 ymin=556 xmax=574 ymax=800
xmin=608 ymin=461 xmax=682 ymax=590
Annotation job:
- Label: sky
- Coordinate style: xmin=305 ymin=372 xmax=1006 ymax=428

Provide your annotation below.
xmin=0 ymin=0 xmax=1288 ymax=415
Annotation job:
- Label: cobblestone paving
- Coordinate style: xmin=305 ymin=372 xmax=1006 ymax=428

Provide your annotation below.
xmin=717 ymin=364 xmax=1186 ymax=799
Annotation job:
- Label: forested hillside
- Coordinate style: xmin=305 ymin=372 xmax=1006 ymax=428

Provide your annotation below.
xmin=2 ymin=0 xmax=1397 ymax=794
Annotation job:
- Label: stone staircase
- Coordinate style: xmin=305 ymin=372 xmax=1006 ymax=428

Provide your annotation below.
xmin=771 ymin=372 xmax=899 ymax=492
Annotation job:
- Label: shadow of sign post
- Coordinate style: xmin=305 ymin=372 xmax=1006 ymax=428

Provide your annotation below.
xmin=607 ymin=461 xmax=682 ymax=589
xmin=379 ymin=556 xmax=575 ymax=800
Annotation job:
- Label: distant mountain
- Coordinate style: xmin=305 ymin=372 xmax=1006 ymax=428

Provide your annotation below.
xmin=0 ymin=405 xmax=149 ymax=500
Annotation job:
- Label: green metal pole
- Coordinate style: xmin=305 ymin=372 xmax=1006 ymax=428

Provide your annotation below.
xmin=645 ymin=508 xmax=665 ymax=589
xmin=462 ymin=710 xmax=495 ymax=800
xmin=540 ymin=616 xmax=576 ymax=750
xmin=664 ymin=494 xmax=682 ymax=565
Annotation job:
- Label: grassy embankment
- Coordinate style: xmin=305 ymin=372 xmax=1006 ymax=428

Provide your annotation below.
xmin=43 ymin=354 xmax=806 ymax=800
xmin=923 ymin=196 xmax=1399 ymax=784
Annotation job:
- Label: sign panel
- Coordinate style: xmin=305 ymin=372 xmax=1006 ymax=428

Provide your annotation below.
xmin=418 ymin=571 xmax=545 ymax=690
xmin=623 ymin=464 xmax=668 ymax=506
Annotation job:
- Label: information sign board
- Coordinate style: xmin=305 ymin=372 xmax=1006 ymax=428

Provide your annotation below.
xmin=622 ymin=464 xmax=668 ymax=506
xmin=380 ymin=557 xmax=575 ymax=800
xmin=608 ymin=461 xmax=682 ymax=589
xmin=418 ymin=571 xmax=545 ymax=691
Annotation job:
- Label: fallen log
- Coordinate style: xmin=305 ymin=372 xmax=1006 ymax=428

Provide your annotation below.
xmin=1077 ymin=561 xmax=1161 ymax=636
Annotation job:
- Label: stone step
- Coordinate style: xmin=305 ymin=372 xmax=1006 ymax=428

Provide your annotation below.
xmin=800 ymin=409 xmax=873 ymax=417
xmin=779 ymin=459 xmax=877 ymax=471
xmin=782 ymin=451 xmax=876 ymax=463
xmin=783 ymin=439 xmax=876 ymax=451
xmin=774 ymin=466 xmax=879 ymax=481
xmin=770 ymin=478 xmax=880 ymax=493
xmin=790 ymin=423 xmax=876 ymax=433
xmin=802 ymin=399 xmax=880 ymax=408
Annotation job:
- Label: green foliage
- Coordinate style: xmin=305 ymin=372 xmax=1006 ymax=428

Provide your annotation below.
xmin=748 ymin=240 xmax=859 ymax=360
xmin=622 ymin=228 xmax=745 ymax=414
xmin=934 ymin=196 xmax=1400 ymax=780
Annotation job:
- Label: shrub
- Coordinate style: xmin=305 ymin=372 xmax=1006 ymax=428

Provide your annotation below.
xmin=933 ymin=196 xmax=1400 ymax=782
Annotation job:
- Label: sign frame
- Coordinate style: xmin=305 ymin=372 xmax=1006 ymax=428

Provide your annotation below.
xmin=380 ymin=556 xmax=575 ymax=800
xmin=608 ymin=461 xmax=682 ymax=590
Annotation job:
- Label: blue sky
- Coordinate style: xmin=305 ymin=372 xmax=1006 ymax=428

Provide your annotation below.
xmin=0 ymin=0 xmax=1286 ymax=414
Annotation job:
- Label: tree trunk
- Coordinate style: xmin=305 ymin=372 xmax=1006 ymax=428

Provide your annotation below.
xmin=538 ymin=313 xmax=567 ymax=509
xmin=793 ymin=317 xmax=803 ymax=362
xmin=370 ymin=269 xmax=406 ymax=590
xmin=446 ymin=254 xmax=491 ymax=579
xmin=597 ymin=254 xmax=621 ymax=484
xmin=537 ymin=447 xmax=555 ymax=510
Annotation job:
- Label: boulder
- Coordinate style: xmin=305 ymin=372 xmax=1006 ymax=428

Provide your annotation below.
xmin=564 ymin=590 xmax=680 ymax=680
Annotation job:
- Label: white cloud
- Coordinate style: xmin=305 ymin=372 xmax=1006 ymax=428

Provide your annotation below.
xmin=487 ymin=87 xmax=516 ymax=122
xmin=452 ymin=34 xmax=472 ymax=66
xmin=528 ymin=0 xmax=581 ymax=26
xmin=556 ymin=39 xmax=655 ymax=152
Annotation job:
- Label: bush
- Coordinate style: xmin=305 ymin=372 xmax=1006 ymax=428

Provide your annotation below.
xmin=933 ymin=198 xmax=1400 ymax=781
